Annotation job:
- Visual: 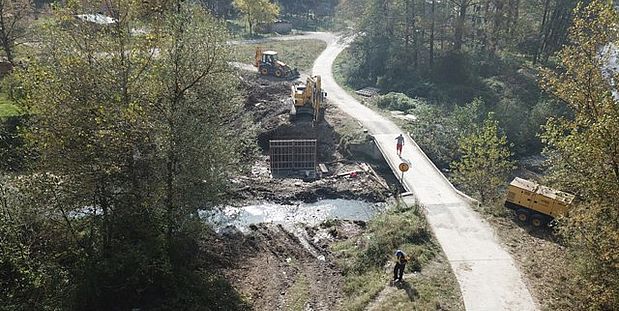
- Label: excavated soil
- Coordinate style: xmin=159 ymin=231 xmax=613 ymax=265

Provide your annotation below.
xmin=208 ymin=72 xmax=395 ymax=310
xmin=231 ymin=72 xmax=393 ymax=204
xmin=206 ymin=221 xmax=367 ymax=311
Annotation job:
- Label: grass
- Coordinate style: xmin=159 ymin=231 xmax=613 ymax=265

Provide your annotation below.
xmin=373 ymin=258 xmax=463 ymax=311
xmin=0 ymin=95 xmax=19 ymax=118
xmin=330 ymin=203 xmax=464 ymax=311
xmin=479 ymin=203 xmax=586 ymax=310
xmin=341 ymin=270 xmax=385 ymax=311
xmin=287 ymin=273 xmax=310 ymax=311
xmin=232 ymin=39 xmax=327 ymax=72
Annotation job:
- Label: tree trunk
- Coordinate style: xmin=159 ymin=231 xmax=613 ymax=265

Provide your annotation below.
xmin=490 ymin=0 xmax=504 ymax=55
xmin=405 ymin=0 xmax=411 ymax=48
xmin=454 ymin=0 xmax=468 ymax=51
xmin=534 ymin=0 xmax=551 ymax=63
xmin=0 ymin=1 xmax=14 ymax=66
xmin=430 ymin=0 xmax=435 ymax=67
xmin=412 ymin=0 xmax=418 ymax=68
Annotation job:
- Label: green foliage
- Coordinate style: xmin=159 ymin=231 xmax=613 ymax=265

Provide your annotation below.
xmin=332 ymin=204 xmax=433 ymax=277
xmin=370 ymin=92 xmax=422 ymax=112
xmin=0 ymin=102 xmax=19 ymax=118
xmin=406 ymin=98 xmax=485 ymax=168
xmin=233 ymin=0 xmax=280 ymax=36
xmin=276 ymin=0 xmax=338 ymax=31
xmin=450 ymin=114 xmax=515 ymax=203
xmin=0 ymin=116 xmax=26 ymax=172
xmin=335 ymin=0 xmax=583 ymax=158
xmin=540 ymin=1 xmax=619 ymax=308
xmin=1 ymin=1 xmax=248 ymax=309
xmin=341 ymin=270 xmax=385 ymax=311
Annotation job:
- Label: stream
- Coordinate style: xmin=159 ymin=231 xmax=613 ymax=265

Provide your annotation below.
xmin=201 ymin=199 xmax=385 ymax=233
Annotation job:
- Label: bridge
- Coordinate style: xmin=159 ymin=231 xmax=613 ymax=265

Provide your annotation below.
xmin=310 ymin=32 xmax=537 ymax=311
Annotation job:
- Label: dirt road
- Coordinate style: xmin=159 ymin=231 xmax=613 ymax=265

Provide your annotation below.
xmin=308 ymin=32 xmax=537 ymax=311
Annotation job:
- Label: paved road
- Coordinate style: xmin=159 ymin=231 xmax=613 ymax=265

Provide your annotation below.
xmin=309 ymin=32 xmax=537 ymax=311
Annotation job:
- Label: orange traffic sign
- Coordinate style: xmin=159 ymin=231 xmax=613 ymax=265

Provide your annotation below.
xmin=399 ymin=162 xmax=409 ymax=172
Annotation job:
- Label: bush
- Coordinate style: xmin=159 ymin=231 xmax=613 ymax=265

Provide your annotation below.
xmin=433 ymin=51 xmax=473 ymax=84
xmin=370 ymin=92 xmax=425 ymax=112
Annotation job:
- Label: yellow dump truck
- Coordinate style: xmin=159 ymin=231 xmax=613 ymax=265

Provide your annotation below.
xmin=504 ymin=177 xmax=575 ymax=227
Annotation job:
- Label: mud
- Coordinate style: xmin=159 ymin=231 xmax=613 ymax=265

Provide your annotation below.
xmin=209 ymin=72 xmax=397 ymax=310
xmin=232 ymin=72 xmax=394 ymax=205
xmin=208 ymin=221 xmax=366 ymax=311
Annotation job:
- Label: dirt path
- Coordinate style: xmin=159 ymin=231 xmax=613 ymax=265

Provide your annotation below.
xmin=308 ymin=33 xmax=537 ymax=311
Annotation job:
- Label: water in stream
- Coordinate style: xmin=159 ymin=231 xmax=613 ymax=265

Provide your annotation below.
xmin=202 ymin=199 xmax=385 ymax=233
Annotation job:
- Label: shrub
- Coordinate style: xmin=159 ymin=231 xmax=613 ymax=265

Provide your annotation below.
xmin=370 ymin=92 xmax=425 ymax=112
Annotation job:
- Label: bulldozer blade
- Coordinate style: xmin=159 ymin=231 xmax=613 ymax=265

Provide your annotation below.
xmin=287 ymin=68 xmax=300 ymax=80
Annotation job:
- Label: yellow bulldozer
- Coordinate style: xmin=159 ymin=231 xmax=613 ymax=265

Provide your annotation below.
xmin=504 ymin=177 xmax=575 ymax=227
xmin=290 ymin=75 xmax=326 ymax=122
xmin=255 ymin=47 xmax=300 ymax=80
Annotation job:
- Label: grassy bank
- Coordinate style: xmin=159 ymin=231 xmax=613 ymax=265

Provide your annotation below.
xmin=232 ymin=39 xmax=326 ymax=72
xmin=330 ymin=203 xmax=464 ymax=311
xmin=0 ymin=97 xmax=19 ymax=118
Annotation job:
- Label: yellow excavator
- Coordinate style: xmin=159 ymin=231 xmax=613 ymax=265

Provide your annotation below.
xmin=255 ymin=47 xmax=300 ymax=79
xmin=290 ymin=75 xmax=326 ymax=122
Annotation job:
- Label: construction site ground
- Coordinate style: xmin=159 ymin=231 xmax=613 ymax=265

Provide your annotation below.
xmin=230 ymin=71 xmax=395 ymax=205
xmin=207 ymin=71 xmax=464 ymax=310
xmin=209 ymin=222 xmax=351 ymax=310
xmin=206 ymin=219 xmax=464 ymax=311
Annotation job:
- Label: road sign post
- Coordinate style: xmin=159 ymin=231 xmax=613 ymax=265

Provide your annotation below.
xmin=399 ymin=162 xmax=409 ymax=182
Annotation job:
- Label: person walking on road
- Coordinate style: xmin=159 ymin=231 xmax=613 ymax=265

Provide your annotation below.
xmin=395 ymin=134 xmax=405 ymax=156
xmin=393 ymin=249 xmax=408 ymax=282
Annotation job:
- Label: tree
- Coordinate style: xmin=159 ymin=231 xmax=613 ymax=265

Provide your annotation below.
xmin=233 ymin=0 xmax=279 ymax=36
xmin=450 ymin=113 xmax=514 ymax=203
xmin=4 ymin=0 xmax=244 ymax=308
xmin=0 ymin=0 xmax=32 ymax=65
xmin=450 ymin=0 xmax=474 ymax=51
xmin=540 ymin=1 xmax=619 ymax=308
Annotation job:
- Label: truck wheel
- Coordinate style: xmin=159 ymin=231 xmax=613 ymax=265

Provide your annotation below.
xmin=260 ymin=67 xmax=269 ymax=76
xmin=275 ymin=69 xmax=283 ymax=77
xmin=516 ymin=209 xmax=530 ymax=223
xmin=531 ymin=214 xmax=546 ymax=227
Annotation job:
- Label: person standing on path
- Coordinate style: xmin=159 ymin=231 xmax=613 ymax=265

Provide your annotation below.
xmin=395 ymin=134 xmax=405 ymax=156
xmin=393 ymin=249 xmax=408 ymax=282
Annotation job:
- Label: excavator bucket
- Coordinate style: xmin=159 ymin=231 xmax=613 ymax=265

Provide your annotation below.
xmin=286 ymin=68 xmax=300 ymax=80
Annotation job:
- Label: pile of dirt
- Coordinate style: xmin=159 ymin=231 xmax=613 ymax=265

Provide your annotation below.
xmin=234 ymin=72 xmax=392 ymax=204
xmin=207 ymin=221 xmax=366 ymax=310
